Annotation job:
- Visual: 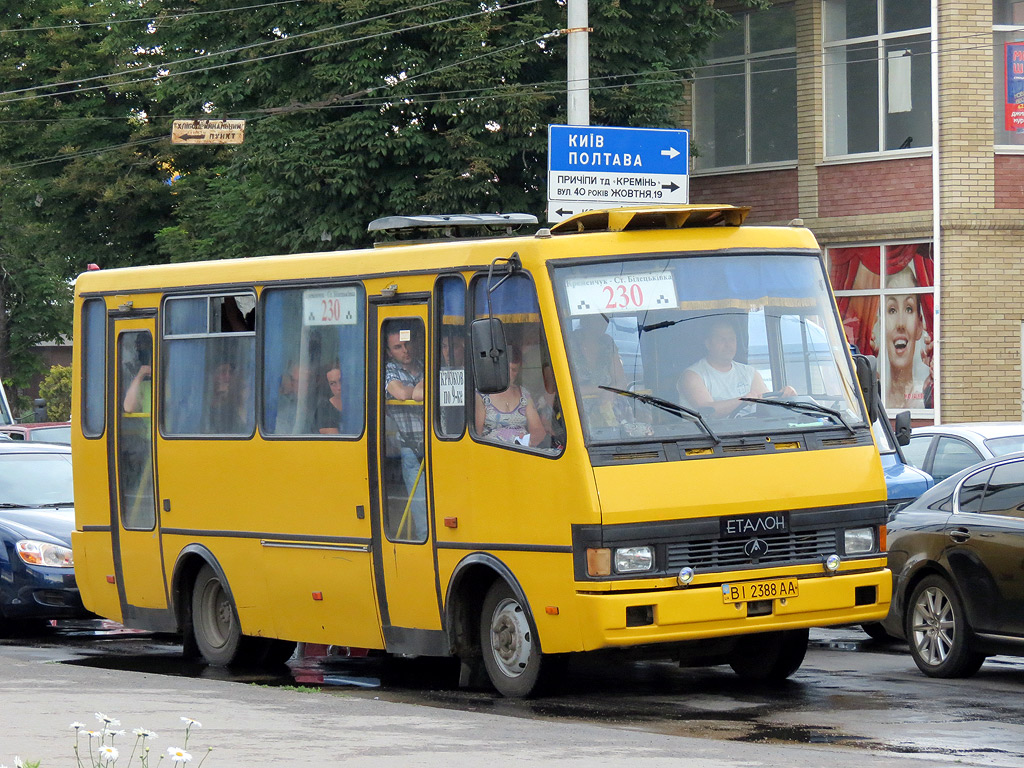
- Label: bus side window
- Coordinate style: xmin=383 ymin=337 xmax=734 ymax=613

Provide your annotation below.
xmin=470 ymin=273 xmax=564 ymax=454
xmin=261 ymin=285 xmax=366 ymax=438
xmin=435 ymin=275 xmax=466 ymax=438
xmin=81 ymin=298 xmax=107 ymax=437
xmin=162 ymin=293 xmax=256 ymax=437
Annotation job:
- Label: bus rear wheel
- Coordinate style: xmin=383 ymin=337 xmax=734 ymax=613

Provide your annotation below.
xmin=480 ymin=581 xmax=545 ymax=698
xmin=728 ymin=628 xmax=808 ymax=682
xmin=191 ymin=564 xmax=288 ymax=667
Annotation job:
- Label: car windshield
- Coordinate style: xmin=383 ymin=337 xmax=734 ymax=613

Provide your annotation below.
xmin=29 ymin=426 xmax=71 ymax=444
xmin=553 ymin=252 xmax=865 ymax=442
xmin=0 ymin=453 xmax=73 ymax=507
xmin=984 ymin=434 xmax=1024 ymax=456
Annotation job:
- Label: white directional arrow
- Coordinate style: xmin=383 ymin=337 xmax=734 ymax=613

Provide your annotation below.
xmin=661 ymin=146 xmax=681 ymax=159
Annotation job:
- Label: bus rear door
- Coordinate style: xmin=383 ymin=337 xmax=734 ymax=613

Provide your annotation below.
xmin=110 ymin=314 xmax=170 ymax=625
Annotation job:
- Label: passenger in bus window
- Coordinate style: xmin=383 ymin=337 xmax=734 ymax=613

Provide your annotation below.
xmin=384 ymin=328 xmax=426 ymax=538
xmin=276 ymin=362 xmax=312 ymax=434
xmin=569 ymin=314 xmax=628 ymax=427
xmin=678 ymin=318 xmax=794 ymax=418
xmin=204 ymin=360 xmax=250 ymax=433
xmin=315 ymin=365 xmax=343 ymax=435
xmin=475 ymin=345 xmax=545 ymax=447
xmin=534 ymin=357 xmax=565 ymax=449
xmin=123 ymin=346 xmax=153 ymax=414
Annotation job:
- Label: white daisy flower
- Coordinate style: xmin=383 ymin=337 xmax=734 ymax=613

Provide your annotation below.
xmin=98 ymin=745 xmax=119 ymax=763
xmin=167 ymin=747 xmax=193 ymax=763
xmin=70 ymin=722 xmax=86 ymax=730
xmin=180 ymin=717 xmax=202 ymax=728
xmin=95 ymin=713 xmax=121 ymax=726
xmin=107 ymin=729 xmax=126 ymax=738
xmin=133 ymin=727 xmax=158 ymax=739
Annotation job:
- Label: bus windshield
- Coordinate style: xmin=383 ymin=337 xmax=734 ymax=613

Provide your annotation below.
xmin=553 ymin=252 xmax=865 ymax=443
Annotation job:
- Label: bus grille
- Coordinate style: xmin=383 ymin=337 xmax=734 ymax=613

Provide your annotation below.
xmin=665 ymin=530 xmax=837 ymax=571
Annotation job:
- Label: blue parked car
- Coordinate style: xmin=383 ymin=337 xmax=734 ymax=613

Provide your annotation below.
xmin=0 ymin=442 xmax=89 ymax=631
xmin=876 ymin=409 xmax=934 ymax=513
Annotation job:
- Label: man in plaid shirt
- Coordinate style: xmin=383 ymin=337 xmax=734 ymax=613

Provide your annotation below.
xmin=384 ymin=327 xmax=426 ymax=538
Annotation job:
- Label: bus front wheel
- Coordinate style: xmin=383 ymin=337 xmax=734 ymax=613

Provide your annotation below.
xmin=480 ymin=581 xmax=544 ymax=698
xmin=728 ymin=628 xmax=808 ymax=682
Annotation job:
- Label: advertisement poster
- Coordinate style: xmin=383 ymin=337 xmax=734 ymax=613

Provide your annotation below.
xmin=1005 ymin=42 xmax=1024 ymax=132
xmin=829 ymin=243 xmax=935 ymax=411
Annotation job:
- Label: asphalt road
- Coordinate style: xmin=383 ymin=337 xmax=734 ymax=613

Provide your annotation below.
xmin=0 ymin=623 xmax=1021 ymax=767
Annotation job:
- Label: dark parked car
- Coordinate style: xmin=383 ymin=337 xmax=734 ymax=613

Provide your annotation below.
xmin=0 ymin=422 xmax=72 ymax=445
xmin=0 ymin=442 xmax=87 ymax=630
xmin=880 ymin=451 xmax=1024 ymax=677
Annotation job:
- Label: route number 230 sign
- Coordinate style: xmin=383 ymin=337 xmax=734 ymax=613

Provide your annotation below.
xmin=565 ymin=272 xmax=677 ymax=315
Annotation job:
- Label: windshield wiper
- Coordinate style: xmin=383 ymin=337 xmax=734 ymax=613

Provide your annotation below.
xmin=739 ymin=397 xmax=854 ymax=435
xmin=599 ymin=386 xmax=720 ymax=443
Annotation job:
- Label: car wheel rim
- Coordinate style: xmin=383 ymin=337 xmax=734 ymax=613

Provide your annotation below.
xmin=911 ymin=585 xmax=955 ymax=666
xmin=488 ymin=597 xmax=532 ymax=679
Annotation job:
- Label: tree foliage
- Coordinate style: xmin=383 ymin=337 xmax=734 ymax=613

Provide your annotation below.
xmin=39 ymin=363 xmax=72 ymax=421
xmin=0 ymin=0 xmax=750 ymax=387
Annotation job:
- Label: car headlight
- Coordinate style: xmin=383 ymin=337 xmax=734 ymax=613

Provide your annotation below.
xmin=16 ymin=540 xmax=74 ymax=568
xmin=844 ymin=527 xmax=875 ymax=556
xmin=614 ymin=546 xmax=654 ymax=574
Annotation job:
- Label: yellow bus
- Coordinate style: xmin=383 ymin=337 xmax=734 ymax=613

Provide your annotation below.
xmin=71 ymin=204 xmax=891 ymax=697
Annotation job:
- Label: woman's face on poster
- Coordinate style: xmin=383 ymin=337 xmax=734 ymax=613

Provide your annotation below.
xmin=885 ymin=294 xmax=922 ymax=372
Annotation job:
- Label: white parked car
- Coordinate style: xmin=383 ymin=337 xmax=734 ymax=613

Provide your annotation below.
xmin=902 ymin=422 xmax=1024 ymax=483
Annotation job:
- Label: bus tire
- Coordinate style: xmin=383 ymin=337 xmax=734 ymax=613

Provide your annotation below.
xmin=728 ymin=628 xmax=808 ymax=682
xmin=479 ymin=580 xmax=544 ymax=698
xmin=191 ymin=564 xmax=248 ymax=666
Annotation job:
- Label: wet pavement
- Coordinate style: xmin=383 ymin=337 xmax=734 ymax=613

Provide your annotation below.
xmin=2 ymin=621 xmax=1023 ymax=766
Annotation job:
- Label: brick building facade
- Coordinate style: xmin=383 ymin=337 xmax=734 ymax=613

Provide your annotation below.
xmin=685 ymin=0 xmax=1024 ymax=424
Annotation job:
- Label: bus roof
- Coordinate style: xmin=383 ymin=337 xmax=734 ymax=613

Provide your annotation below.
xmin=74 ymin=205 xmax=819 ymax=297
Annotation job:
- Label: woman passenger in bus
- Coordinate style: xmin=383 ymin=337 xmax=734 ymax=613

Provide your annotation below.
xmin=475 ymin=345 xmax=545 ymax=447
xmin=678 ymin=318 xmax=795 ymax=418
xmin=315 ymin=365 xmax=343 ymax=435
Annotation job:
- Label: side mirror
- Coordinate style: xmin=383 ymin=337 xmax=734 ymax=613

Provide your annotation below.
xmin=471 ymin=318 xmax=509 ymax=394
xmin=852 ymin=354 xmax=879 ymax=424
xmin=894 ymin=410 xmax=912 ymax=446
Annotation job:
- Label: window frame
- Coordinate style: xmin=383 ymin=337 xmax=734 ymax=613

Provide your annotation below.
xmin=159 ymin=290 xmax=258 ymax=440
xmin=823 ymin=0 xmax=933 ymax=158
xmin=258 ymin=281 xmax=367 ymax=441
xmin=693 ymin=5 xmax=798 ymax=172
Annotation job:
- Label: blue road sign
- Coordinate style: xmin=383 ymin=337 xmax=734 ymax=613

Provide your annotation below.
xmin=547 ymin=124 xmax=689 ymax=213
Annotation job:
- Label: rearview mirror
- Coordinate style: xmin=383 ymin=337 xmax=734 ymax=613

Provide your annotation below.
xmin=471 ymin=318 xmax=509 ymax=394
xmin=853 ymin=354 xmax=879 ymax=424
xmin=893 ymin=410 xmax=912 ymax=446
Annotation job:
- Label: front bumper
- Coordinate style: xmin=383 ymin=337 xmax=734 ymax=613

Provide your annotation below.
xmin=575 ymin=568 xmax=891 ymax=651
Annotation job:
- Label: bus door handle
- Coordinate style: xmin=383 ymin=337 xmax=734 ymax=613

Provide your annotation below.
xmin=948 ymin=527 xmax=971 ymax=543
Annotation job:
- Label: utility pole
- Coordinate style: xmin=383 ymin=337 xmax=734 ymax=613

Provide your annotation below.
xmin=566 ymin=0 xmax=590 ymax=126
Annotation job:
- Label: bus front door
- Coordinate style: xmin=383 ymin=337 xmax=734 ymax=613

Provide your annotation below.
xmin=373 ymin=306 xmax=444 ymax=654
xmin=110 ymin=316 xmax=170 ymax=624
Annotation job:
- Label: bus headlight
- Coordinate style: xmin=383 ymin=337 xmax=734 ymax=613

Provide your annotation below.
xmin=614 ymin=546 xmax=653 ymax=574
xmin=17 ymin=540 xmax=74 ymax=568
xmin=844 ymin=527 xmax=875 ymax=555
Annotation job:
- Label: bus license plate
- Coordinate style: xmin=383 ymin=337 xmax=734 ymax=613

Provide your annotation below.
xmin=722 ymin=578 xmax=798 ymax=604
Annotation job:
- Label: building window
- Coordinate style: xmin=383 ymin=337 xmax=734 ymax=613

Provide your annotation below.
xmin=693 ymin=4 xmax=797 ymax=170
xmin=824 ymin=0 xmax=932 ymax=156
xmin=995 ymin=0 xmax=1024 ymax=146
xmin=827 ymin=242 xmax=935 ymax=413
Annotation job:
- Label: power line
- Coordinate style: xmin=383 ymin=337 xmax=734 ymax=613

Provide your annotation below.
xmin=0 ymin=0 xmax=459 ymax=99
xmin=1 ymin=0 xmax=312 ymax=33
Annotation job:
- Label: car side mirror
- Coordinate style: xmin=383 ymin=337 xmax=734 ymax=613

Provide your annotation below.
xmin=894 ymin=410 xmax=912 ymax=446
xmin=853 ymin=354 xmax=879 ymax=424
xmin=471 ymin=318 xmax=509 ymax=394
